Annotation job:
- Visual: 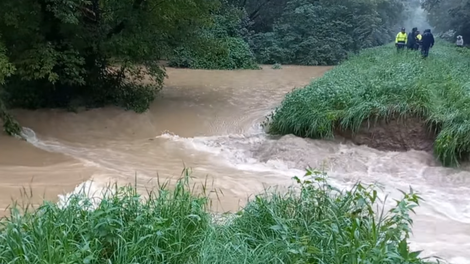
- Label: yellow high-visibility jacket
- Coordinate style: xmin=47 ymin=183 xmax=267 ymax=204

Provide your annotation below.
xmin=416 ymin=34 xmax=422 ymax=42
xmin=395 ymin=32 xmax=407 ymax=44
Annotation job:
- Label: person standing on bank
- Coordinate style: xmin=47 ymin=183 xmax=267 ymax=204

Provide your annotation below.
xmin=395 ymin=27 xmax=407 ymax=51
xmin=421 ymin=29 xmax=435 ymax=58
xmin=407 ymin=27 xmax=417 ymax=50
xmin=456 ymin=35 xmax=464 ymax=47
xmin=415 ymin=30 xmax=422 ymax=50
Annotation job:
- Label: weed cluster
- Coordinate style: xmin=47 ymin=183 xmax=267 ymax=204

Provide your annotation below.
xmin=169 ymin=37 xmax=260 ymax=70
xmin=0 ymin=168 xmax=435 ymax=263
xmin=272 ymin=63 xmax=283 ymax=69
xmin=267 ymin=42 xmax=470 ymax=166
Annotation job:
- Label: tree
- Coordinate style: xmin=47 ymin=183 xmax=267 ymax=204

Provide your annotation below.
xmin=422 ymin=0 xmax=470 ymax=41
xmin=0 ymin=0 xmax=218 ymax=116
xmin=168 ymin=0 xmax=259 ymax=70
xmin=0 ymin=37 xmax=20 ymax=136
xmin=251 ymin=0 xmax=407 ymax=65
xmin=228 ymin=0 xmax=290 ymax=32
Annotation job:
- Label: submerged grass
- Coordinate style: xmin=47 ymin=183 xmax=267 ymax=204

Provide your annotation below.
xmin=266 ymin=42 xmax=470 ymax=167
xmin=0 ymin=168 xmax=439 ymax=263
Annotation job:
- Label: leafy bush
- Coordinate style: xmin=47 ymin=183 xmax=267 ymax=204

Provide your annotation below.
xmin=1 ymin=67 xmax=162 ymax=113
xmin=0 ymin=170 xmax=210 ymax=264
xmin=169 ymin=36 xmax=259 ymax=70
xmin=169 ymin=2 xmax=259 ymax=70
xmin=422 ymin=0 xmax=470 ymax=42
xmin=251 ymin=0 xmax=406 ymax=66
xmin=0 ymin=98 xmax=20 ymax=136
xmin=0 ymin=0 xmax=218 ymax=122
xmin=0 ymin=41 xmax=20 ymax=136
xmin=0 ymin=168 xmax=434 ymax=263
xmin=266 ymin=41 xmax=470 ymax=167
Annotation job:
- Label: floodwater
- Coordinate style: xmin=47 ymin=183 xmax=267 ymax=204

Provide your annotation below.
xmin=0 ymin=66 xmax=469 ymax=263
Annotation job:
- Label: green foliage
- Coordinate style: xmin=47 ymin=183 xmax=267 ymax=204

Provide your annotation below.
xmin=267 ymin=42 xmax=470 ymax=167
xmin=272 ymin=63 xmax=282 ymax=69
xmin=0 ymin=39 xmax=21 ymax=136
xmin=214 ymin=168 xmax=429 ymax=264
xmin=169 ymin=2 xmax=259 ymax=70
xmin=422 ymin=0 xmax=470 ymax=41
xmin=228 ymin=0 xmax=290 ymax=33
xmin=170 ymin=0 xmax=413 ymax=69
xmin=169 ymin=37 xmax=259 ymax=70
xmin=251 ymin=0 xmax=406 ymax=65
xmin=0 ymin=98 xmax=21 ymax=136
xmin=0 ymin=168 xmax=434 ymax=263
xmin=0 ymin=0 xmax=218 ymax=114
xmin=0 ymin=41 xmax=14 ymax=83
xmin=0 ymin=169 xmax=210 ymax=263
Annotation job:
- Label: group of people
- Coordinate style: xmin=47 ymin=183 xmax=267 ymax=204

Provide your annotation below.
xmin=395 ymin=27 xmax=435 ymax=58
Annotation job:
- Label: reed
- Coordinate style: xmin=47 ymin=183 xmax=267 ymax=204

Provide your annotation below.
xmin=266 ymin=42 xmax=470 ymax=167
xmin=0 ymin=168 xmax=437 ymax=263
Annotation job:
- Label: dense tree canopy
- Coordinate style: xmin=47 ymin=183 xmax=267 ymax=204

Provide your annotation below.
xmin=228 ymin=0 xmax=290 ymax=33
xmin=170 ymin=0 xmax=413 ymax=66
xmin=422 ymin=0 xmax=470 ymax=41
xmin=0 ymin=0 xmax=217 ymax=114
xmin=1 ymin=0 xmax=464 ymax=135
xmin=250 ymin=0 xmax=407 ymax=65
xmin=168 ymin=0 xmax=259 ymax=70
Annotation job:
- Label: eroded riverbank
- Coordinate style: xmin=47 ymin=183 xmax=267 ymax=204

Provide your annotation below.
xmin=0 ymin=65 xmax=469 ymax=263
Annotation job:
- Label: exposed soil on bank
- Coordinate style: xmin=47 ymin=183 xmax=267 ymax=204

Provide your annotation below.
xmin=335 ymin=117 xmax=436 ymax=153
xmin=1 ymin=66 xmax=470 ymax=261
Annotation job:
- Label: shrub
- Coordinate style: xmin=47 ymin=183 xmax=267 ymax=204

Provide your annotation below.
xmin=0 ymin=0 xmax=216 ymax=116
xmin=0 ymin=97 xmax=20 ymax=136
xmin=0 ymin=168 xmax=435 ymax=263
xmin=0 ymin=169 xmax=210 ymax=264
xmin=250 ymin=0 xmax=405 ymax=66
xmin=1 ymin=65 xmax=162 ymax=114
xmin=168 ymin=1 xmax=259 ymax=70
xmin=169 ymin=36 xmax=259 ymax=70
xmin=266 ymin=41 xmax=470 ymax=167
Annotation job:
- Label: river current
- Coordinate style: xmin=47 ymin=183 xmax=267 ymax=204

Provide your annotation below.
xmin=0 ymin=66 xmax=469 ymax=263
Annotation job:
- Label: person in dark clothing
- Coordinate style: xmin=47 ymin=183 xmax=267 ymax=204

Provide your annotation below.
xmin=421 ymin=29 xmax=435 ymax=58
xmin=407 ymin=27 xmax=418 ymax=50
xmin=415 ymin=30 xmax=422 ymax=50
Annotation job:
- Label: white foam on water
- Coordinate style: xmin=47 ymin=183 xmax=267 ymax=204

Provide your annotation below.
xmin=20 ymin=126 xmax=470 ymax=263
xmin=158 ymin=132 xmax=313 ymax=178
xmin=20 ymin=127 xmax=123 ymax=208
xmin=57 ymin=179 xmax=109 ymax=210
xmin=450 ymin=257 xmax=470 ymax=264
xmin=156 ymin=132 xmax=470 ymax=263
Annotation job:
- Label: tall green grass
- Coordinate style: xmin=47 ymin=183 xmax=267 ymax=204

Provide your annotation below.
xmin=0 ymin=168 xmax=438 ymax=263
xmin=266 ymin=42 xmax=470 ymax=166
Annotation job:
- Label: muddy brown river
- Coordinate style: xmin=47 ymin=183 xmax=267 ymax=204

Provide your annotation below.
xmin=0 ymin=66 xmax=469 ymax=263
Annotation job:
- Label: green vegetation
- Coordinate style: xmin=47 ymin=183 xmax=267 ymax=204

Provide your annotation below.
xmin=168 ymin=1 xmax=259 ymax=70
xmin=0 ymin=0 xmax=218 ymax=135
xmin=272 ymin=63 xmax=282 ymax=69
xmin=0 ymin=0 xmax=426 ymax=135
xmin=266 ymin=42 xmax=470 ymax=167
xmin=0 ymin=168 xmax=435 ymax=263
xmin=170 ymin=0 xmax=412 ymax=69
xmin=248 ymin=0 xmax=406 ymax=66
xmin=422 ymin=0 xmax=470 ymax=42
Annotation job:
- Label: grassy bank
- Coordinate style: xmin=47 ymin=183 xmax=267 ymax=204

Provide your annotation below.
xmin=266 ymin=42 xmax=470 ymax=167
xmin=0 ymin=168 xmax=434 ymax=263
